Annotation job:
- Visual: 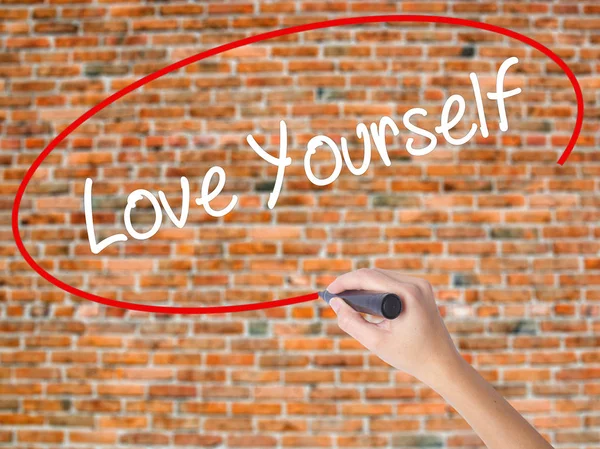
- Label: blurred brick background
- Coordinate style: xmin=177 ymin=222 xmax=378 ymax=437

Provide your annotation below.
xmin=2 ymin=0 xmax=600 ymax=448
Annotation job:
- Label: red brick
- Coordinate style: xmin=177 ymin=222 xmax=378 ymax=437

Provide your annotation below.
xmin=1 ymin=4 xmax=596 ymax=447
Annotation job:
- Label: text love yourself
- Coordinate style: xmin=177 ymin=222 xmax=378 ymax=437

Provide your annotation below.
xmin=86 ymin=57 xmax=521 ymax=254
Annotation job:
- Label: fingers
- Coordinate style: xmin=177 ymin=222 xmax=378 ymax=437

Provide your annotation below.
xmin=327 ymin=268 xmax=399 ymax=295
xmin=363 ymin=314 xmax=386 ymax=325
xmin=370 ymin=268 xmax=422 ymax=285
xmin=327 ymin=268 xmax=422 ymax=305
xmin=330 ymin=297 xmax=379 ymax=350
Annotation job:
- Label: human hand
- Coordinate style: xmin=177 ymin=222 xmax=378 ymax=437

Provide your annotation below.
xmin=326 ymin=268 xmax=461 ymax=385
xmin=327 ymin=268 xmax=555 ymax=449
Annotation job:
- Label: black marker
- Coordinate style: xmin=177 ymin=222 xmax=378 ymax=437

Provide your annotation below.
xmin=319 ymin=290 xmax=403 ymax=319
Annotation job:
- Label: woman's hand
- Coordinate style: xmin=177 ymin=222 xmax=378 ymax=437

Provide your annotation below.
xmin=326 ymin=268 xmax=460 ymax=385
xmin=327 ymin=268 xmax=555 ymax=449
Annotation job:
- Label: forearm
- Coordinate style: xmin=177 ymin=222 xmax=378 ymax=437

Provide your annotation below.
xmin=426 ymin=356 xmax=553 ymax=449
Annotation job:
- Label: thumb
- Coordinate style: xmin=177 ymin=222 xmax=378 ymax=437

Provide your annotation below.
xmin=330 ymin=297 xmax=380 ymax=350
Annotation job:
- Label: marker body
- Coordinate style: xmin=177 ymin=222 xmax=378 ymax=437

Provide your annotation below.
xmin=320 ymin=290 xmax=403 ymax=319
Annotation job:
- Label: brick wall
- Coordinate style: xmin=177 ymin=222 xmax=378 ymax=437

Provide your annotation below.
xmin=2 ymin=1 xmax=599 ymax=448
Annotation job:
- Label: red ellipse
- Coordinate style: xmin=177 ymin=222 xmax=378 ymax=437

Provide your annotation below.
xmin=12 ymin=15 xmax=584 ymax=314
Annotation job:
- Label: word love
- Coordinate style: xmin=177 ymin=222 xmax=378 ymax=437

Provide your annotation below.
xmin=85 ymin=57 xmax=521 ymax=254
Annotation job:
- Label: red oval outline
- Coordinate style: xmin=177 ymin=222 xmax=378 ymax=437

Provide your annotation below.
xmin=12 ymin=15 xmax=584 ymax=314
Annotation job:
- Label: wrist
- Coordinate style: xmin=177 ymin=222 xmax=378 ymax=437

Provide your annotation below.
xmin=419 ymin=347 xmax=471 ymax=394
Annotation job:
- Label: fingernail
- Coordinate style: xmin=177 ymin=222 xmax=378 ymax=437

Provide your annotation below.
xmin=329 ymin=297 xmax=341 ymax=314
